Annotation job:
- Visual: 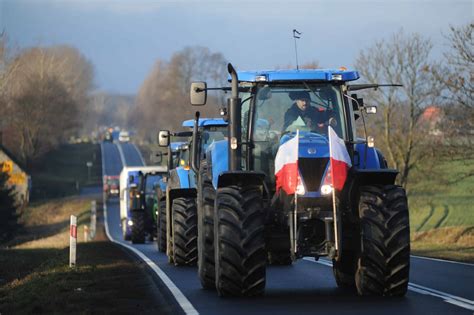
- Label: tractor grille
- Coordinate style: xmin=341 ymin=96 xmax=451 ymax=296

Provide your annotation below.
xmin=299 ymin=158 xmax=329 ymax=192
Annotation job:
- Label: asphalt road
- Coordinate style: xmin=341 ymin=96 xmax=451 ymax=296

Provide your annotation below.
xmin=101 ymin=142 xmax=474 ymax=315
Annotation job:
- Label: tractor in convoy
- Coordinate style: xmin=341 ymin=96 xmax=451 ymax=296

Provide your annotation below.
xmin=119 ymin=166 xmax=167 ymax=243
xmin=188 ymin=64 xmax=410 ymax=297
xmin=157 ymin=119 xmax=228 ymax=266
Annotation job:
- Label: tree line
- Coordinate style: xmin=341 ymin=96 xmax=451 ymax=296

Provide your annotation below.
xmin=0 ymin=34 xmax=94 ymax=169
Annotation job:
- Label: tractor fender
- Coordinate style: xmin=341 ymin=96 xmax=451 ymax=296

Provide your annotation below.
xmin=354 ymin=143 xmax=384 ymax=169
xmin=217 ymin=171 xmax=266 ymax=189
xmin=169 ymin=167 xmax=196 ymax=190
xmin=207 ymin=139 xmax=228 ymax=189
xmin=343 ymin=168 xmax=399 ymax=217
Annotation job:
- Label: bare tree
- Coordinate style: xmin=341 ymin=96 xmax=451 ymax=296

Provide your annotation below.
xmin=134 ymin=46 xmax=228 ymax=140
xmin=355 ymin=30 xmax=442 ymax=188
xmin=11 ymin=74 xmax=78 ymax=166
xmin=430 ymin=23 xmax=474 ymax=182
xmin=2 ymin=44 xmax=94 ymax=166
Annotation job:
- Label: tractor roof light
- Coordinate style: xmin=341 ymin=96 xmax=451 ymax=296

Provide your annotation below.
xmin=255 ymin=75 xmax=267 ymax=82
xmin=332 ymin=74 xmax=343 ymax=81
xmin=321 ymin=184 xmax=333 ymax=195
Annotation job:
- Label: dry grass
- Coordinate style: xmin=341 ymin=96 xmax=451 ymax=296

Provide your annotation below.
xmin=411 ymin=226 xmax=474 ymax=263
xmin=9 ymin=197 xmax=92 ymax=249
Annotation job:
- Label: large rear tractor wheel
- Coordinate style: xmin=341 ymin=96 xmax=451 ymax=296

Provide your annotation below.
xmin=355 ymin=185 xmax=410 ymax=296
xmin=131 ymin=211 xmax=145 ymax=244
xmin=214 ymin=185 xmax=266 ymax=297
xmin=197 ymin=162 xmax=217 ymax=289
xmin=172 ymin=197 xmax=198 ymax=266
xmin=157 ymin=200 xmax=167 ymax=252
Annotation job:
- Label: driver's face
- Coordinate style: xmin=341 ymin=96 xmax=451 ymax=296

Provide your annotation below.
xmin=296 ymin=98 xmax=310 ymax=111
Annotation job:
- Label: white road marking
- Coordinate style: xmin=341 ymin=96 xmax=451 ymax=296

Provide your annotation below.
xmin=116 ymin=143 xmax=127 ymax=167
xmin=411 ymin=255 xmax=474 ymax=267
xmin=132 ymin=143 xmax=146 ymax=166
xmin=100 ymin=143 xmax=199 ymax=315
xmin=303 ymin=257 xmax=474 ymax=311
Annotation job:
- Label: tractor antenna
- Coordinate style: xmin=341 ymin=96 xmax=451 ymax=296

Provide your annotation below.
xmin=293 ymin=29 xmax=301 ymax=70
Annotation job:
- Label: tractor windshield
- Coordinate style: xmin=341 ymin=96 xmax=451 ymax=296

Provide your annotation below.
xmin=253 ymin=84 xmax=346 ymax=140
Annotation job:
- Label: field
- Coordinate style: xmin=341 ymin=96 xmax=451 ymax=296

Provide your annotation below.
xmin=30 ymin=143 xmax=102 ymax=200
xmin=408 ymin=159 xmax=474 ymax=262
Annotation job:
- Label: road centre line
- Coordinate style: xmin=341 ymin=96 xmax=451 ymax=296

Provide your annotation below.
xmin=302 ymin=257 xmax=474 ymax=311
xmin=100 ymin=143 xmax=199 ymax=315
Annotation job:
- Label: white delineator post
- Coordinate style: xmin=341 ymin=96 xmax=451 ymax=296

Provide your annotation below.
xmin=90 ymin=200 xmax=97 ymax=239
xmin=70 ymin=215 xmax=77 ymax=267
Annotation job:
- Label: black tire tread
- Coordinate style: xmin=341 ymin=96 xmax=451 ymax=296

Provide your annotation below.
xmin=131 ymin=211 xmax=145 ymax=244
xmin=172 ymin=197 xmax=197 ymax=266
xmin=356 ymin=185 xmax=410 ymax=297
xmin=157 ymin=200 xmax=167 ymax=252
xmin=215 ymin=185 xmax=266 ymax=297
xmin=197 ymin=161 xmax=217 ymax=289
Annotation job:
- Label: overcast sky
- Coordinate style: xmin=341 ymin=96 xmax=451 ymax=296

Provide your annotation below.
xmin=1 ymin=0 xmax=472 ymax=94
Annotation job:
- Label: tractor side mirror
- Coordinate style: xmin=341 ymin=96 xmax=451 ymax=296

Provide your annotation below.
xmin=190 ymin=82 xmax=207 ymax=106
xmin=158 ymin=130 xmax=170 ymax=147
xmin=365 ymin=106 xmax=377 ymax=114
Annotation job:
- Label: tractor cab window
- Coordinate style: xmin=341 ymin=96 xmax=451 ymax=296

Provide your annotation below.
xmin=201 ymin=126 xmax=227 ymax=158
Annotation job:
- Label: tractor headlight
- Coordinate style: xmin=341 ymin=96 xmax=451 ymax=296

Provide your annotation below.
xmin=321 ymin=184 xmax=333 ymax=195
xmin=127 ymin=220 xmax=134 ymax=226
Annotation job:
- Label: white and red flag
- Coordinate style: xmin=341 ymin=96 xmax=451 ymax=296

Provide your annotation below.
xmin=275 ymin=131 xmax=299 ymax=195
xmin=328 ymin=126 xmax=352 ymax=191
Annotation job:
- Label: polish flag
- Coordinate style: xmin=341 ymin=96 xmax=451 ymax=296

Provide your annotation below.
xmin=275 ymin=131 xmax=299 ymax=195
xmin=328 ymin=126 xmax=352 ymax=191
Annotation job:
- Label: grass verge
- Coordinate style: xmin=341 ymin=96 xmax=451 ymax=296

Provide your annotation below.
xmin=0 ymin=196 xmax=170 ymax=314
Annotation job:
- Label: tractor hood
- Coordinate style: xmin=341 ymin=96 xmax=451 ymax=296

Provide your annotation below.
xmin=280 ymin=132 xmax=330 ymax=196
xmin=280 ymin=132 xmax=329 ymax=159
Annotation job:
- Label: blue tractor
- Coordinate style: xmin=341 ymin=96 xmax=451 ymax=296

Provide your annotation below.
xmin=158 ymin=119 xmax=228 ymax=266
xmin=189 ymin=64 xmax=410 ymax=297
xmin=155 ymin=140 xmax=189 ymax=254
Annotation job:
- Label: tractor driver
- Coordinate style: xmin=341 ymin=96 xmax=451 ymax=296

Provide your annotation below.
xmin=283 ymin=91 xmax=330 ymax=133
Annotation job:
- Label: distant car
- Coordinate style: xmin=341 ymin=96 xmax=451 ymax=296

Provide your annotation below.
xmin=118 ymin=131 xmax=130 ymax=142
xmin=103 ymin=175 xmax=120 ymax=200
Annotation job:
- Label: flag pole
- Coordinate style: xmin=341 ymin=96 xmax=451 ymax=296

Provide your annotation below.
xmin=293 ymin=129 xmax=300 ymax=255
xmin=329 ymin=127 xmax=339 ymax=252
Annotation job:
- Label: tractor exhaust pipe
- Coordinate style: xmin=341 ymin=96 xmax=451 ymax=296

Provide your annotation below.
xmin=227 ymin=63 xmax=242 ymax=171
xmin=191 ymin=111 xmax=200 ymax=174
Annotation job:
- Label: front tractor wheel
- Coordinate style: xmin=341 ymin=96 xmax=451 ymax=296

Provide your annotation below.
xmin=157 ymin=200 xmax=167 ymax=252
xmin=172 ymin=197 xmax=198 ymax=266
xmin=214 ymin=185 xmax=266 ymax=297
xmin=197 ymin=166 xmax=217 ymax=289
xmin=355 ymin=185 xmax=410 ymax=296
